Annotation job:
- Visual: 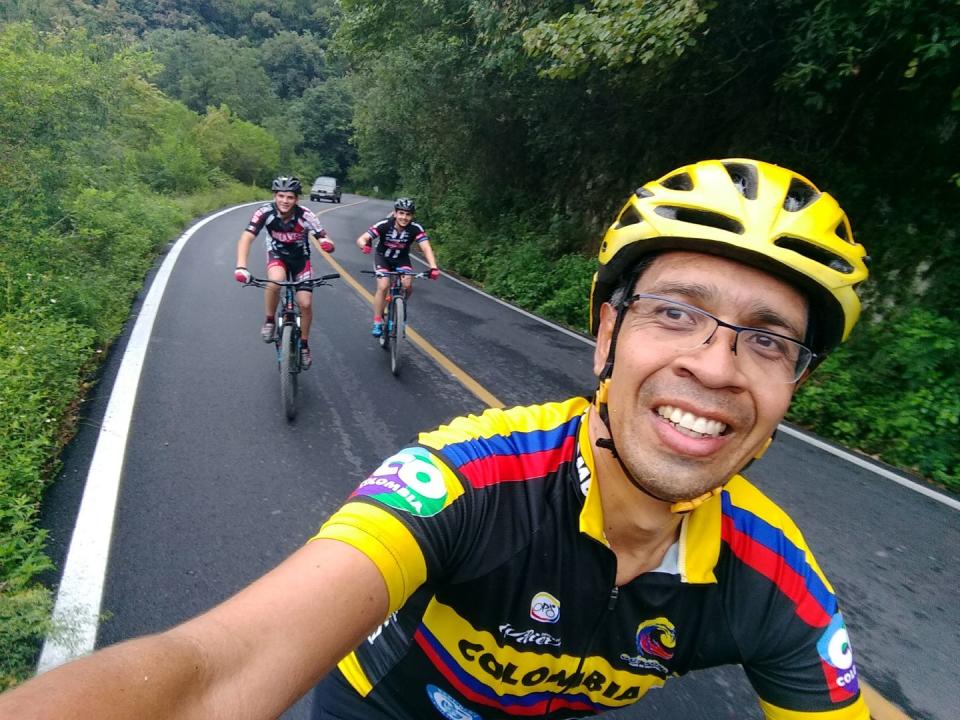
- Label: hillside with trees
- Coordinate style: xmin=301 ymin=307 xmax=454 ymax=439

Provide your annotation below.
xmin=0 ymin=0 xmax=957 ymax=688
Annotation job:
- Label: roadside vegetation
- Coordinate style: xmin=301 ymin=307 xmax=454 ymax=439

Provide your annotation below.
xmin=0 ymin=22 xmax=275 ymax=687
xmin=0 ymin=0 xmax=957 ymax=689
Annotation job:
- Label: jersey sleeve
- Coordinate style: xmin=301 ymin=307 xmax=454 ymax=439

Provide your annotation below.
xmin=244 ymin=204 xmax=271 ymax=235
xmin=368 ymin=219 xmax=388 ymax=239
xmin=411 ymin=221 xmax=429 ymax=243
xmin=311 ymin=446 xmax=474 ymax=614
xmin=301 ymin=207 xmax=325 ymax=236
xmin=719 ymin=479 xmax=870 ymax=719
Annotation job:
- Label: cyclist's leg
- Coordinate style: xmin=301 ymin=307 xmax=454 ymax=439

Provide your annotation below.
xmin=262 ymin=253 xmax=286 ymax=341
xmin=397 ymin=254 xmax=415 ymax=299
xmin=292 ymin=258 xmax=313 ymax=341
xmin=371 ymin=256 xmax=392 ymax=335
xmin=265 ymin=257 xmax=287 ymax=308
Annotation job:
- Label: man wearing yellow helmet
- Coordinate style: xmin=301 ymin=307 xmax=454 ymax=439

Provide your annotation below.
xmin=0 ymin=160 xmax=871 ymax=720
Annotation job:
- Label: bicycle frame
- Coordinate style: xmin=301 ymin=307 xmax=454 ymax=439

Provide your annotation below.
xmin=244 ymin=272 xmax=339 ymax=418
xmin=363 ymin=269 xmax=427 ymax=376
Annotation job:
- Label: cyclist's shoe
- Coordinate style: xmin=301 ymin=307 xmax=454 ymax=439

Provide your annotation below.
xmin=387 ymin=319 xmax=395 ymax=333
xmin=300 ymin=346 xmax=312 ymax=370
xmin=260 ymin=321 xmax=276 ymax=343
xmin=371 ymin=321 xmax=383 ymax=337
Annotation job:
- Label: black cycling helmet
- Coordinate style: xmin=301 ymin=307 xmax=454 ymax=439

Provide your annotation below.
xmin=271 ymin=176 xmax=302 ymax=194
xmin=394 ymin=197 xmax=416 ymax=212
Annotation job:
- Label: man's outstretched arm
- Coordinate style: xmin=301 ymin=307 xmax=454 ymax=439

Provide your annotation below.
xmin=0 ymin=539 xmax=388 ymax=720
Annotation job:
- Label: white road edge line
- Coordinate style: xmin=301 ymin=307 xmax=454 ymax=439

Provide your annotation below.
xmin=417 ymin=257 xmax=960 ymax=511
xmin=37 ymin=202 xmax=261 ymax=673
xmin=776 ymin=424 xmax=960 ymax=511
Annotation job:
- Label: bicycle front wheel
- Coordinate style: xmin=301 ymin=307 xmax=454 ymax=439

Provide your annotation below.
xmin=390 ymin=297 xmax=404 ymax=376
xmin=279 ymin=323 xmax=299 ymax=420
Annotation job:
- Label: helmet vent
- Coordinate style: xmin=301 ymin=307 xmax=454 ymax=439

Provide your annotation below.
xmin=783 ymin=179 xmax=819 ymax=212
xmin=634 ymin=187 xmax=654 ymax=199
xmin=775 ymin=236 xmax=854 ymax=273
xmin=722 ymin=162 xmax=758 ymax=199
xmin=655 ymin=206 xmax=744 ymax=235
xmin=616 ymin=204 xmax=644 ymax=228
xmin=835 ymin=221 xmax=849 ymax=242
xmin=661 ymin=173 xmax=693 ymax=191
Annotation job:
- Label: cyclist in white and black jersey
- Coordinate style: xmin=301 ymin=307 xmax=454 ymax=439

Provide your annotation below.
xmin=235 ymin=176 xmax=335 ymax=369
xmin=356 ymin=197 xmax=439 ymax=337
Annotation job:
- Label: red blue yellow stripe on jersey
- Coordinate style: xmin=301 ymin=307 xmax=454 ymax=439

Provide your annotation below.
xmin=419 ymin=399 xmax=587 ymax=488
xmin=720 ymin=476 xmax=837 ymax=627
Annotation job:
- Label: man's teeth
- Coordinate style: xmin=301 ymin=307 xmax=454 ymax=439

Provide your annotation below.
xmin=657 ymin=405 xmax=727 ymax=437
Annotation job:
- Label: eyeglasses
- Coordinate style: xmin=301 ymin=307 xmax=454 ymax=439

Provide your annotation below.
xmin=619 ymin=294 xmax=815 ymax=383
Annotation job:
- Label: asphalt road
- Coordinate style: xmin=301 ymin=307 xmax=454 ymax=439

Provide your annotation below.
xmin=40 ymin=195 xmax=959 ymax=720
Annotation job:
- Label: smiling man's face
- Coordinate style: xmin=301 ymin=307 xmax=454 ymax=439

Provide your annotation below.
xmin=593 ymin=251 xmax=808 ymax=502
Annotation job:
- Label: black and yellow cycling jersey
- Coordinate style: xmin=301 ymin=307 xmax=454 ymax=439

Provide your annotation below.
xmin=313 ymin=397 xmax=868 ymax=719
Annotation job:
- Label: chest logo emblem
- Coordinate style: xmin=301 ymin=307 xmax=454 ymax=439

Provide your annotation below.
xmin=529 ymin=591 xmax=560 ymax=623
xmin=620 ymin=616 xmax=676 ymax=674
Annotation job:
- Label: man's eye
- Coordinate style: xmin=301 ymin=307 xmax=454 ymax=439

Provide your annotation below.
xmin=658 ymin=305 xmax=695 ymax=323
xmin=747 ymin=332 xmax=790 ymax=357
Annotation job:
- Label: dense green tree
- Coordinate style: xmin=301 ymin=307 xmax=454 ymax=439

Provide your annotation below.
xmin=260 ymin=30 xmax=331 ymax=100
xmin=293 ymin=78 xmax=356 ymax=177
xmin=144 ymin=28 xmax=278 ymax=123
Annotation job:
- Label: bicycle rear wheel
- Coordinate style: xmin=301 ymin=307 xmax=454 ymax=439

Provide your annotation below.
xmin=279 ymin=323 xmax=299 ymax=420
xmin=390 ymin=297 xmax=404 ymax=376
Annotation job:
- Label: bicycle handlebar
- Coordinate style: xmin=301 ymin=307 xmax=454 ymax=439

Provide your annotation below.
xmin=361 ymin=270 xmax=430 ymax=279
xmin=244 ymin=273 xmax=340 ymax=289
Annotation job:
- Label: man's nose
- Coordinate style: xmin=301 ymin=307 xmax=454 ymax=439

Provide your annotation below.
xmin=676 ymin=326 xmax=746 ymax=387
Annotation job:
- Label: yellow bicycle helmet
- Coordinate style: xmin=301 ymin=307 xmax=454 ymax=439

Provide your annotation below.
xmin=589 ymin=158 xmax=869 ymax=356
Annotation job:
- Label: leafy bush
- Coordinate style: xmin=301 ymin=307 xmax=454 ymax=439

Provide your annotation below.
xmin=0 ymin=21 xmax=272 ymax=687
xmin=790 ymin=305 xmax=959 ymax=488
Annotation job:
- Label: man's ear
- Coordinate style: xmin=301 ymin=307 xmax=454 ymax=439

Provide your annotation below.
xmin=593 ymin=302 xmax=617 ymax=377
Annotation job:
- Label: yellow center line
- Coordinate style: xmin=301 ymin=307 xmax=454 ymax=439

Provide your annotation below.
xmin=313 ymin=241 xmax=503 ymax=409
xmin=861 ymin=680 xmax=911 ymax=720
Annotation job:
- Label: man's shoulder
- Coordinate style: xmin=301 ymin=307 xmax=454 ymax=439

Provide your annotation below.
xmin=719 ymin=475 xmax=838 ymax=610
xmin=297 ymin=204 xmax=321 ymax=223
xmin=249 ymin=202 xmax=274 ymax=217
xmin=721 ymin=474 xmax=805 ymax=537
xmin=418 ymin=397 xmax=589 ymax=466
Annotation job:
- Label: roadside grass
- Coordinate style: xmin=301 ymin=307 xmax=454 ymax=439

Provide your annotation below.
xmin=0 ymin=183 xmax=263 ymax=690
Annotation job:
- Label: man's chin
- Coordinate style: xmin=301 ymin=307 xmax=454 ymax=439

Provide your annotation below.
xmin=623 ymin=460 xmax=733 ymax=504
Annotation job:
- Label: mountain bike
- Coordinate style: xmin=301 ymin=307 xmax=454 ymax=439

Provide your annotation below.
xmin=245 ymin=273 xmax=339 ymax=419
xmin=363 ymin=269 xmax=428 ymax=376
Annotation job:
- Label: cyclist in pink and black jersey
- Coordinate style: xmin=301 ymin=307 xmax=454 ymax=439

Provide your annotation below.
xmin=234 ymin=176 xmax=335 ymax=369
xmin=356 ymin=197 xmax=439 ymax=337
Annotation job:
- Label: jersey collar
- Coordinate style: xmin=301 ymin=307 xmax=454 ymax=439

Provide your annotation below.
xmin=576 ymin=411 xmax=722 ymax=584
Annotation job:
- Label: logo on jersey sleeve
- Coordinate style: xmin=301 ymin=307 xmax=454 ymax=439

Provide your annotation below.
xmin=530 ymin=591 xmax=561 ymax=623
xmin=816 ymin=613 xmax=859 ymax=701
xmin=352 ymin=448 xmax=463 ymax=517
xmin=426 ymin=684 xmax=483 ymax=720
xmin=620 ymin=617 xmax=676 ymax=674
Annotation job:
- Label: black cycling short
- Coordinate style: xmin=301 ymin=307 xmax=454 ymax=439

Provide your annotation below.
xmin=310 ymin=670 xmax=389 ymax=720
xmin=267 ymin=249 xmax=313 ymax=289
xmin=373 ymin=252 xmax=413 ymax=273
